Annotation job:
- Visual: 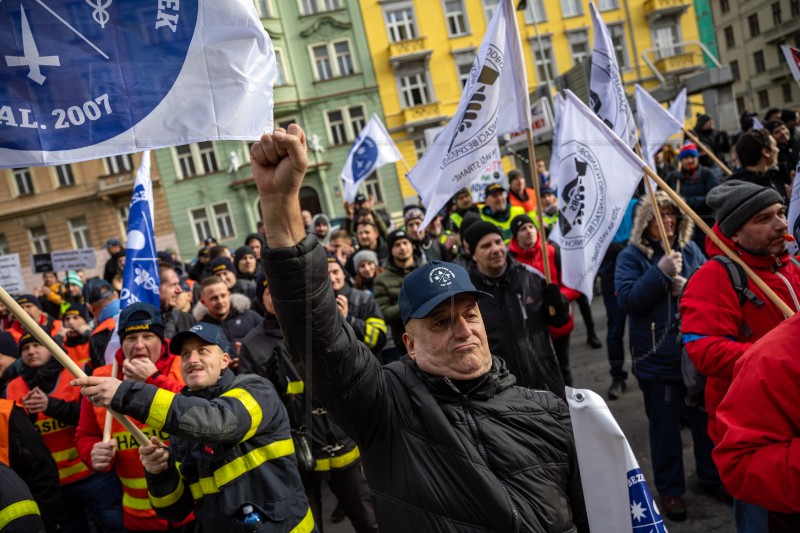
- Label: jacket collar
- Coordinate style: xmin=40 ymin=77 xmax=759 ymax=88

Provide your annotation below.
xmin=409 ymin=356 xmax=516 ymax=402
xmin=185 ymin=367 xmax=235 ymax=399
xmin=706 ymin=223 xmax=791 ymax=270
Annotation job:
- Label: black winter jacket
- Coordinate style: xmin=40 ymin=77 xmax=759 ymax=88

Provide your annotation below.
xmin=114 ymin=370 xmax=313 ymax=532
xmin=162 ymin=308 xmax=197 ymax=341
xmin=469 ymin=259 xmax=569 ymax=398
xmin=263 ymin=234 xmax=588 ymax=533
xmin=335 ymin=284 xmax=386 ymax=355
xmin=722 ymin=166 xmax=789 ymax=204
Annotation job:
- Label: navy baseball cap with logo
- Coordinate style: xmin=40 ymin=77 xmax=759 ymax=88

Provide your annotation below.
xmin=169 ymin=322 xmax=230 ymax=355
xmin=399 ymin=261 xmax=491 ymax=325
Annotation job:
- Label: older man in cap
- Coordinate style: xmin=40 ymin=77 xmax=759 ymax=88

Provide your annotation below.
xmin=251 ymin=124 xmax=588 ymax=532
xmin=72 ymin=321 xmax=314 ymax=532
xmin=681 ymin=180 xmax=800 ymax=531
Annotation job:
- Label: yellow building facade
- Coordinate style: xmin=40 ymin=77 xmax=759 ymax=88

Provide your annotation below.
xmin=358 ymin=0 xmax=705 ymax=201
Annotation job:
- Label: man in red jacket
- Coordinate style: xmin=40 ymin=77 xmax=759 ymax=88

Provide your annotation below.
xmin=680 ymin=180 xmax=800 ymax=530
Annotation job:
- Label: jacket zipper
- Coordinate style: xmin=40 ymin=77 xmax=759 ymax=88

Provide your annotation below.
xmin=516 ymin=294 xmax=528 ymax=320
xmin=773 ymin=269 xmax=800 ymax=312
xmin=651 ymin=322 xmax=656 ymax=353
xmin=461 ymin=395 xmax=520 ymax=533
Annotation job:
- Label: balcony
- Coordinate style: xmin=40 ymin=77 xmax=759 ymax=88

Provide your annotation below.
xmin=764 ymin=18 xmax=800 ymax=44
xmin=653 ymin=52 xmax=704 ymax=76
xmin=388 ymin=37 xmax=432 ymax=67
xmin=402 ymin=102 xmax=446 ymax=130
xmin=644 ymin=0 xmax=691 ymax=23
xmin=768 ymin=63 xmax=792 ymax=81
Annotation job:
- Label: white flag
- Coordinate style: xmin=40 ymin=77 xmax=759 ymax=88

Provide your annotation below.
xmin=634 ymin=85 xmax=683 ymax=173
xmin=787 ymin=160 xmax=800 ymax=254
xmin=669 ymin=88 xmax=687 ymax=126
xmin=554 ymin=90 xmax=645 ymax=300
xmin=752 ymin=117 xmax=765 ymax=130
xmin=406 ymin=0 xmax=530 ymax=230
xmin=548 ymin=93 xmax=565 ymax=192
xmin=341 ymin=115 xmax=402 ymax=203
xmin=589 ymin=2 xmax=637 ymax=148
xmin=781 ymin=45 xmax=800 ymax=82
xmin=0 ymin=0 xmax=275 ymax=167
xmin=567 ymin=387 xmax=667 ymax=533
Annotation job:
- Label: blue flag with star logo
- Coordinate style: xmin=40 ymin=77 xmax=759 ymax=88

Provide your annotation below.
xmin=628 ymin=468 xmax=667 ymax=532
xmin=119 ymin=151 xmax=160 ymax=309
xmin=340 ymin=114 xmax=402 ymax=202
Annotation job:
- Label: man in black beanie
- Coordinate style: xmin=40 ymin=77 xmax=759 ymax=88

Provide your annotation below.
xmin=374 ymin=230 xmax=418 ymax=359
xmin=680 ymin=180 xmax=800 ymax=531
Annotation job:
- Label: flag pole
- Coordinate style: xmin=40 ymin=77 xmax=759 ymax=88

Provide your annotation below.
xmin=0 ymin=285 xmax=151 ymax=446
xmin=102 ymin=359 xmax=119 ymax=443
xmin=681 ymin=128 xmax=732 ymax=176
xmin=635 ymin=144 xmax=673 ymax=256
xmin=642 ymin=166 xmax=794 ymax=317
xmin=399 ymin=157 xmax=411 ymax=173
xmin=525 ymin=129 xmax=552 ymax=284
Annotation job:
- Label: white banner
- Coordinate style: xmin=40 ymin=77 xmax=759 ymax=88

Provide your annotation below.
xmin=0 ymin=254 xmax=26 ymax=294
xmin=635 ymin=85 xmax=683 ymax=189
xmin=51 ymin=248 xmax=97 ymax=272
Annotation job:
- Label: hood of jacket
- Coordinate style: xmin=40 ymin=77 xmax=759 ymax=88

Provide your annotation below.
xmin=630 ymin=190 xmax=694 ymax=259
xmin=310 ymin=213 xmax=331 ymax=244
xmin=191 ymin=292 xmax=251 ymax=322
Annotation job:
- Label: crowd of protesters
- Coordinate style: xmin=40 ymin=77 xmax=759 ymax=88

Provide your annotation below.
xmin=0 ymin=109 xmax=799 ymax=532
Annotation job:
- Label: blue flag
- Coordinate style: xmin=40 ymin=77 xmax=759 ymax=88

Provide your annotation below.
xmin=120 ymin=151 xmax=160 ymax=309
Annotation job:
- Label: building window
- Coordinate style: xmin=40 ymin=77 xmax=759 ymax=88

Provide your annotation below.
xmin=384 ymin=5 xmax=417 ymax=43
xmin=652 ymin=24 xmax=681 ymax=59
xmin=13 ymin=168 xmax=34 ymax=196
xmin=772 ymin=2 xmax=782 ymax=25
xmin=567 ymin=30 xmax=589 ymax=65
xmin=736 ymin=96 xmax=746 ymax=114
xmin=212 ymin=203 xmax=236 ymax=239
xmin=176 ymin=145 xmax=197 ymax=178
xmin=255 ymin=0 xmax=272 ymax=18
xmin=598 ymin=0 xmax=618 ymax=10
xmin=349 ymin=105 xmax=366 ymax=135
xmin=758 ymin=89 xmax=769 ymax=109
xmin=55 ymin=164 xmax=75 ymax=187
xmin=453 ymin=50 xmax=476 ymax=87
xmin=326 ymin=110 xmax=347 ymax=145
xmin=560 ymin=0 xmax=582 ymax=18
xmin=792 ymin=0 xmax=800 ymax=17
xmin=190 ymin=208 xmax=213 ymax=244
xmin=311 ymin=40 xmax=354 ymax=81
xmin=444 ymin=0 xmax=469 ymax=37
xmin=29 ymin=226 xmax=49 ymax=254
xmin=277 ymin=117 xmax=297 ymax=130
xmin=610 ymin=23 xmax=630 ymax=69
xmin=363 ymin=173 xmax=385 ymax=205
xmin=522 ymin=0 xmax=546 ymax=23
xmin=531 ymin=37 xmax=556 ymax=83
xmin=0 ymin=234 xmax=8 ymax=255
xmin=730 ymin=60 xmax=740 ymax=81
xmin=721 ymin=0 xmax=730 ymax=14
xmin=118 ymin=206 xmax=129 ymax=232
xmin=748 ymin=14 xmax=760 ymax=37
xmin=482 ymin=0 xmax=499 ymax=22
xmin=198 ymin=142 xmax=218 ymax=174
xmin=413 ymin=138 xmax=427 ymax=160
xmin=68 ymin=216 xmax=92 ymax=249
xmin=274 ymin=49 xmax=287 ymax=86
xmin=175 ymin=143 xmax=218 ymax=179
xmin=783 ymin=83 xmax=793 ymax=103
xmin=105 ymin=154 xmax=133 ymax=174
xmin=299 ymin=0 xmax=341 ymax=16
xmin=724 ymin=26 xmax=735 ymax=49
xmin=399 ymin=72 xmax=431 ymax=108
xmin=754 ymin=50 xmax=765 ymax=73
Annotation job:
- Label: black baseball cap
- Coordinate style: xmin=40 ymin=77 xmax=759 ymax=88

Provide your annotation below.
xmin=118 ymin=302 xmax=165 ymax=341
xmin=485 ymin=183 xmax=505 ymax=196
xmin=83 ymin=278 xmax=114 ymax=304
xmin=399 ymin=261 xmax=491 ymax=324
xmin=169 ymin=322 xmax=230 ymax=355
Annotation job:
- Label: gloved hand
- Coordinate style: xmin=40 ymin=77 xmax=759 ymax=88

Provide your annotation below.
xmin=542 ymin=283 xmax=563 ymax=307
xmin=657 ymin=251 xmax=683 ymax=277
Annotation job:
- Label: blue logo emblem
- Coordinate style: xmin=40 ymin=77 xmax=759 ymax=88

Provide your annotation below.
xmin=1 ymin=1 xmax=198 ymax=152
xmin=627 ymin=468 xmax=667 ymax=532
xmin=350 ymin=136 xmax=378 ymax=183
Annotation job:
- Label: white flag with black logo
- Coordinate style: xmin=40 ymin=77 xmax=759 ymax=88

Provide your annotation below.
xmin=554 ymin=90 xmax=645 ymax=300
xmin=589 ymin=1 xmax=637 ymax=148
xmin=406 ymin=0 xmax=530 ymax=230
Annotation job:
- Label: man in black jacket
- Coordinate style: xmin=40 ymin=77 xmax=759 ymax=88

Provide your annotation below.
xmin=463 ymin=221 xmax=570 ymax=398
xmin=252 ymin=124 xmax=589 ymax=533
xmin=723 ymin=129 xmax=787 ymax=203
xmin=158 ymin=263 xmax=196 ymax=340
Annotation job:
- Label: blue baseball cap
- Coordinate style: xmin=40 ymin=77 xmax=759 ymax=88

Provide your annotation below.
xmin=399 ymin=261 xmax=491 ymax=325
xmin=169 ymin=322 xmax=230 ymax=355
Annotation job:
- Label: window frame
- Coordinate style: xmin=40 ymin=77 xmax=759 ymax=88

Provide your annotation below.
xmin=0 ymin=234 xmax=8 ymax=256
xmin=772 ymin=2 xmax=781 ymax=25
xmin=384 ymin=3 xmax=418 ymax=43
xmin=308 ymin=39 xmax=356 ymax=81
xmin=189 ymin=206 xmax=214 ymax=245
xmin=12 ymin=167 xmax=34 ymax=196
xmin=298 ymin=0 xmax=342 ymax=16
xmin=255 ymin=0 xmax=274 ymax=18
xmin=397 ymin=71 xmax=433 ymax=108
xmin=724 ymin=26 xmax=735 ymax=49
xmin=566 ymin=29 xmax=590 ymax=66
xmin=521 ymin=0 xmax=547 ymax=23
xmin=363 ymin=172 xmax=386 ymax=206
xmin=597 ymin=0 xmax=618 ymax=11
xmin=757 ymin=89 xmax=769 ymax=109
xmin=453 ymin=49 xmax=476 ymax=88
xmin=482 ymin=0 xmax=499 ymax=23
xmin=172 ymin=142 xmax=219 ymax=180
xmin=609 ymin=23 xmax=630 ymax=70
xmin=55 ymin=164 xmax=75 ymax=187
xmin=754 ymin=50 xmax=766 ymax=73
xmin=443 ymin=0 xmax=470 ymax=38
xmin=730 ymin=60 xmax=740 ymax=82
xmin=748 ymin=13 xmax=760 ymax=38
xmin=104 ymin=154 xmax=133 ymax=175
xmin=68 ymin=216 xmax=93 ymax=249
xmin=783 ymin=83 xmax=793 ymax=103
xmin=560 ymin=0 xmax=583 ymax=18
xmin=721 ymin=0 xmax=730 ymax=14
xmin=323 ymin=104 xmax=367 ymax=146
xmin=28 ymin=226 xmax=50 ymax=254
xmin=530 ymin=36 xmax=557 ymax=84
xmin=211 ymin=201 xmax=237 ymax=240
xmin=274 ymin=48 xmax=289 ymax=86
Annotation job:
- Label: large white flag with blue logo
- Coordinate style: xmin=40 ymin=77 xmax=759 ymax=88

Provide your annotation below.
xmin=553 ymin=90 xmax=644 ymax=300
xmin=0 ymin=0 xmax=274 ymax=167
xmin=589 ymin=1 xmax=637 ymax=148
xmin=407 ymin=0 xmax=530 ymax=231
xmin=341 ymin=115 xmax=402 ymax=203
xmin=120 ymin=151 xmax=160 ymax=309
xmin=567 ymin=387 xmax=667 ymax=533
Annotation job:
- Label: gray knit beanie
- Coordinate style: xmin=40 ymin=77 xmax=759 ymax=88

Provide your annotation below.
xmin=352 ymin=249 xmax=379 ymax=271
xmin=706 ymin=180 xmax=784 ymax=237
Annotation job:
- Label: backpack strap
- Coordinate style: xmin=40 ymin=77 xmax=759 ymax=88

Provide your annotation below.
xmin=710 ymin=256 xmax=765 ymax=338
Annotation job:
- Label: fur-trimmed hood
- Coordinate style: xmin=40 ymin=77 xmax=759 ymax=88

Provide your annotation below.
xmin=629 ymin=190 xmax=694 ymax=259
xmin=191 ymin=292 xmax=252 ymax=322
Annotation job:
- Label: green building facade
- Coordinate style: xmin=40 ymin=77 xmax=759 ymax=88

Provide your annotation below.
xmin=156 ymin=0 xmax=404 ymax=259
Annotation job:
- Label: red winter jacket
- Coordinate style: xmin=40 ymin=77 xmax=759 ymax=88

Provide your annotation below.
xmin=680 ymin=224 xmax=800 ymax=444
xmin=713 ymin=312 xmax=800 ymax=513
xmin=509 ymin=238 xmax=581 ymax=339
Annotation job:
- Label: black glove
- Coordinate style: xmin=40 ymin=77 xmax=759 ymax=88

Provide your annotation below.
xmin=541 ymin=283 xmax=563 ymax=307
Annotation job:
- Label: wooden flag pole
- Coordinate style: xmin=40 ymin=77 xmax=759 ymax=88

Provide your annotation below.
xmin=643 ymin=166 xmax=795 ymax=317
xmin=0 ymin=286 xmax=150 ymax=446
xmin=635 ymin=143 xmax=673 ymax=256
xmin=682 ymin=128 xmax=733 ymax=176
xmin=526 ymin=129 xmax=552 ymax=285
xmin=102 ymin=359 xmax=119 ymax=443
